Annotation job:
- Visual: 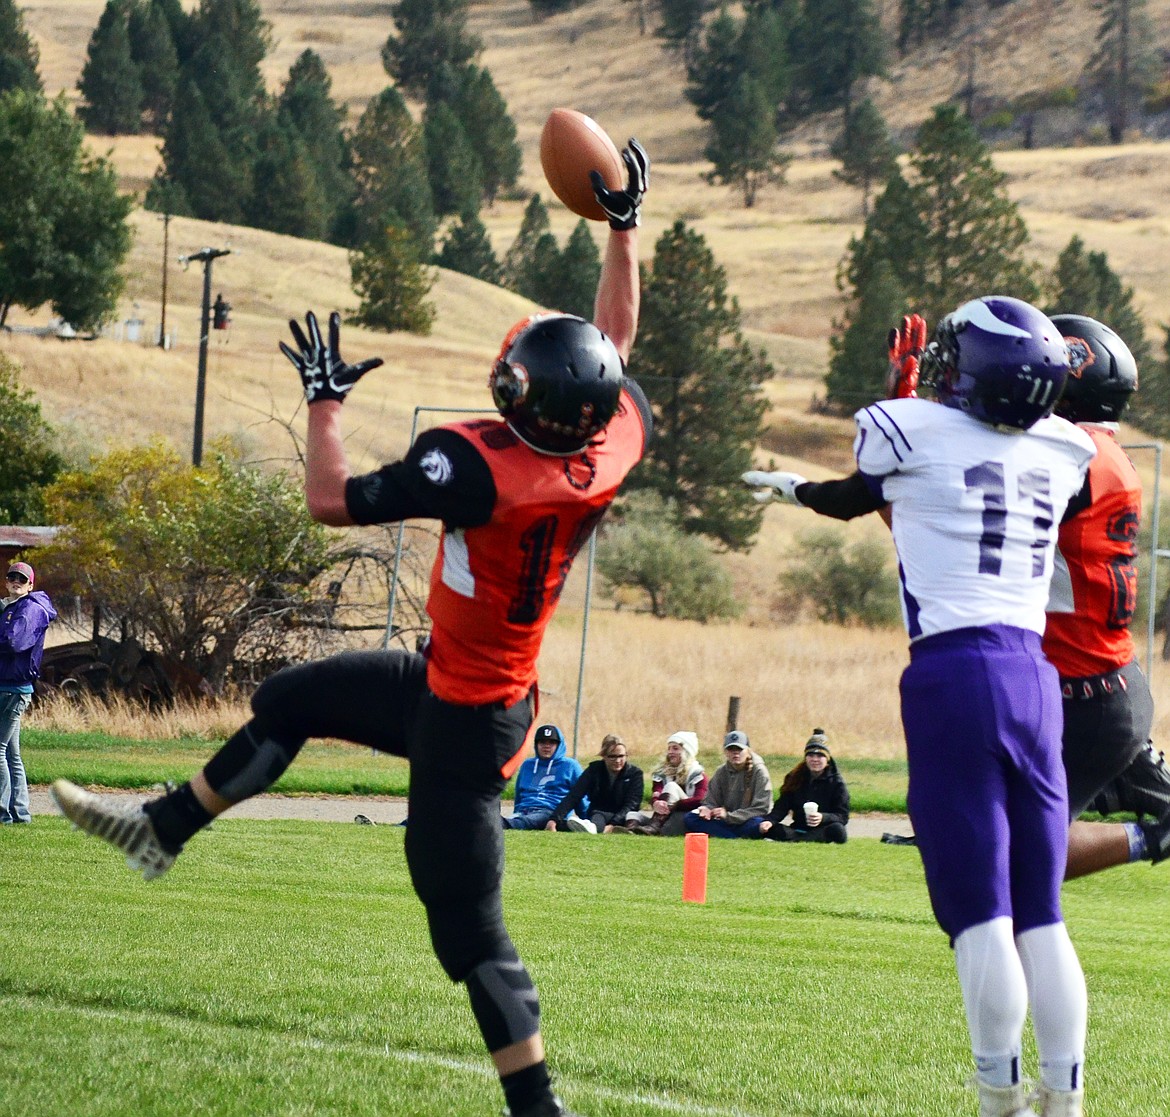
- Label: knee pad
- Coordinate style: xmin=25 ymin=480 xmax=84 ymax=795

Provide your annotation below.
xmin=203 ymin=720 xmax=303 ymax=802
xmin=465 ymin=952 xmax=541 ymax=1053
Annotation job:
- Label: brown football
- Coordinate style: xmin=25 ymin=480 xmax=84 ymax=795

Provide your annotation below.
xmin=539 ymin=108 xmax=624 ymax=222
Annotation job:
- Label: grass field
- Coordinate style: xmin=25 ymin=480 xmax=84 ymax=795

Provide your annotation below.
xmin=2 ymin=821 xmax=1168 ymax=1116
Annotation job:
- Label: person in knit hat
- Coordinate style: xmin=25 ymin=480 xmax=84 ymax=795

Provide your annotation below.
xmin=683 ymin=730 xmax=771 ymax=839
xmin=621 ymin=730 xmax=708 ymax=835
xmin=759 ymin=728 xmax=850 ymax=844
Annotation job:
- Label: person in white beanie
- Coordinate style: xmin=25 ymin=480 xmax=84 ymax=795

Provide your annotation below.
xmin=622 ymin=731 xmax=708 ymax=835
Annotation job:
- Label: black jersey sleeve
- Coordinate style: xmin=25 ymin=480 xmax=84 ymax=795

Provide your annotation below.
xmin=622 ymin=375 xmax=654 ymax=448
xmin=1061 ymin=471 xmax=1092 ymax=524
xmin=345 ymin=427 xmax=497 ymax=528
xmin=795 ymin=471 xmax=887 ymax=521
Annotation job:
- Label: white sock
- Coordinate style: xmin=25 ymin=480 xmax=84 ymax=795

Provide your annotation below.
xmin=954 ymin=918 xmax=1028 ymax=1087
xmin=1016 ymin=923 xmax=1087 ymax=1092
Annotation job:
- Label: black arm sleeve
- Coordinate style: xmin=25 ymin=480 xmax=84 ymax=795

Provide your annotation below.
xmin=622 ymin=375 xmax=654 ymax=448
xmin=345 ymin=427 xmax=497 ymax=528
xmin=795 ymin=472 xmax=887 ymax=521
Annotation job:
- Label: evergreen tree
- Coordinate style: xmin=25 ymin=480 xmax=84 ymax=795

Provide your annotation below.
xmin=740 ymin=1 xmax=798 ymax=113
xmin=244 ymin=115 xmax=330 ymax=239
xmin=791 ymin=0 xmax=884 ymax=117
xmin=909 ymin=105 xmax=1037 ymax=321
xmin=544 ymin=220 xmax=601 ymax=319
xmin=658 ymin=0 xmax=708 ymax=49
xmin=684 ymin=7 xmax=742 ymax=123
xmin=349 ymin=87 xmax=436 ymax=259
xmin=382 ymin=0 xmax=480 ymax=100
xmin=128 ymin=0 xmax=180 ymax=132
xmin=0 ymin=0 xmax=42 ymax=96
xmin=1129 ymin=327 xmax=1170 ymax=438
xmin=837 ymin=164 xmax=926 ymax=302
xmin=0 ymin=91 xmax=133 ymax=331
xmin=436 ymin=210 xmax=502 ymax=285
xmin=423 ymin=100 xmax=483 ymax=218
xmin=826 ymin=257 xmax=907 ymax=410
xmin=277 ymin=50 xmax=352 ymax=241
xmin=0 ymin=354 xmax=64 ymax=525
xmin=447 ymin=65 xmax=521 ymax=205
xmin=1045 ymin=235 xmax=1151 ymax=370
xmin=349 ymin=223 xmax=436 ymax=335
xmin=831 ymin=96 xmax=896 ymax=218
xmin=78 ymin=0 xmax=144 ymax=135
xmin=529 ymin=0 xmax=578 ymax=13
xmin=705 ymin=74 xmax=790 ymax=207
xmin=1086 ymin=0 xmax=1159 ymax=143
xmin=503 ymin=194 xmax=552 ymax=298
xmin=632 ymin=220 xmax=774 ymax=550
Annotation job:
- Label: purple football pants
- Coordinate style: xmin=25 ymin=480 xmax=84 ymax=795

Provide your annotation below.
xmin=900 ymin=625 xmax=1068 ymax=941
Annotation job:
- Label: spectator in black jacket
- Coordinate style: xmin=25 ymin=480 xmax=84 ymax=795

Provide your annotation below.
xmin=547 ymin=734 xmax=644 ymax=834
xmin=759 ymin=729 xmax=849 ymax=844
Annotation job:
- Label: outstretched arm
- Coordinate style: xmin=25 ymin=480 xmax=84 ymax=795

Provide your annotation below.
xmin=591 ymin=139 xmax=649 ymax=362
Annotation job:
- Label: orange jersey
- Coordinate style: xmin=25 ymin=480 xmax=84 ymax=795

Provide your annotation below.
xmin=426 ymin=390 xmax=647 ymax=706
xmin=1043 ymin=427 xmax=1140 ymax=676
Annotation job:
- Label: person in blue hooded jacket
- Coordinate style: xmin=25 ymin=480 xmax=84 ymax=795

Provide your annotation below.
xmin=0 ymin=562 xmax=56 ymax=824
xmin=503 ymin=724 xmax=584 ymax=830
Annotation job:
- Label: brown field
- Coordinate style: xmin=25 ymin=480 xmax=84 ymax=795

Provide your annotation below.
xmin=11 ymin=0 xmax=1170 ymax=759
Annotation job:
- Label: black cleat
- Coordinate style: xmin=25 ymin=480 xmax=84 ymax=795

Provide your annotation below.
xmin=1140 ymin=811 xmax=1170 ymax=864
xmin=503 ymin=1096 xmax=583 ymax=1117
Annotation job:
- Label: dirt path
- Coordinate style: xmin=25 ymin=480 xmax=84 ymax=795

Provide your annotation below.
xmin=29 ymin=786 xmax=914 ymax=840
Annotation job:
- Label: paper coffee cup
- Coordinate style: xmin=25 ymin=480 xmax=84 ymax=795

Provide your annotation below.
xmin=803 ymin=801 xmax=818 ymax=814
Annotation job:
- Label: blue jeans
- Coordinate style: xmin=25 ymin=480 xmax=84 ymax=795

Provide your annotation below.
xmin=0 ymin=691 xmax=33 ymax=823
xmin=502 ymin=807 xmax=555 ymax=830
xmin=684 ymin=813 xmax=764 ymax=839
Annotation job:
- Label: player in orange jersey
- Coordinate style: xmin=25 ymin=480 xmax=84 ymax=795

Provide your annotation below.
xmin=53 ymin=141 xmax=651 ymax=1117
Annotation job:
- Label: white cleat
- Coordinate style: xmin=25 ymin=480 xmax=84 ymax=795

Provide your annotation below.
xmin=975 ymin=1081 xmax=1038 ymax=1117
xmin=50 ymin=779 xmax=176 ymax=881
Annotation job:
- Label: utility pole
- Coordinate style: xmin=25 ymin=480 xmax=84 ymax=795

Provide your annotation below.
xmin=158 ymin=212 xmax=171 ymax=348
xmin=179 ymin=246 xmax=231 ymax=467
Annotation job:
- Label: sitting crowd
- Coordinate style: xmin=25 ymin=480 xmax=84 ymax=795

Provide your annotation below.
xmin=504 ymin=724 xmax=850 ymax=843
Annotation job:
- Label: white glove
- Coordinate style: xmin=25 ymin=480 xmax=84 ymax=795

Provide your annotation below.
xmin=742 ymin=470 xmax=807 ymax=506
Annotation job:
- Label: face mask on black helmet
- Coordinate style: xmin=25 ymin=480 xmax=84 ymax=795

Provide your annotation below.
xmin=489 ymin=313 xmax=624 ymax=455
xmin=1048 ymin=313 xmax=1138 ymax=424
xmin=919 ymin=296 xmax=1070 ymax=431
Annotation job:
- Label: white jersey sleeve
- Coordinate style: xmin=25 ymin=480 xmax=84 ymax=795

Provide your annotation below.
xmin=853 ymin=399 xmax=1096 ymax=641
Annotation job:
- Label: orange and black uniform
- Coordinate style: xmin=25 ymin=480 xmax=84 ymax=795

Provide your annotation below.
xmin=1044 ymin=425 xmax=1154 ymax=816
xmin=224 ymin=379 xmax=650 ymax=1054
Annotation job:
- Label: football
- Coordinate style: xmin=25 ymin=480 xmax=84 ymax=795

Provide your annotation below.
xmin=539 ymin=108 xmax=625 ymax=222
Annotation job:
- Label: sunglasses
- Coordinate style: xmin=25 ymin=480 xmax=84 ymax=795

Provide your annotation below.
xmin=6 ymin=573 xmax=29 ymax=585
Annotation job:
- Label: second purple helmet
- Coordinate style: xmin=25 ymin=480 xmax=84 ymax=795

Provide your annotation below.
xmin=921 ymin=296 xmax=1070 ymax=431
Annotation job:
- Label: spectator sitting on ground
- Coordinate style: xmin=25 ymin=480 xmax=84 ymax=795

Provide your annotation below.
xmin=759 ymin=729 xmax=849 ymax=844
xmin=622 ymin=731 xmax=707 ymax=835
xmin=547 ymin=734 xmax=644 ymax=833
xmin=503 ymin=724 xmax=583 ymax=830
xmin=683 ymin=730 xmax=771 ymax=839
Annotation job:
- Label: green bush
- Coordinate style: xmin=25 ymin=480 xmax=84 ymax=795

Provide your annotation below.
xmin=780 ymin=525 xmax=901 ymax=628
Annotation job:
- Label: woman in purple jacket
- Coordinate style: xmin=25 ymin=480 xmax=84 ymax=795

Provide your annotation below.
xmin=0 ymin=562 xmax=56 ymax=823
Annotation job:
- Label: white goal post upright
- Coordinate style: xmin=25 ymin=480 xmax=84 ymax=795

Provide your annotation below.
xmin=1126 ymin=441 xmax=1164 ymax=679
xmin=383 ymin=404 xmax=596 ymax=759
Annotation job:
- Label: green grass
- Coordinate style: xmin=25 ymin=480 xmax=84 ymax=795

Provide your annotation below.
xmin=2 ymin=821 xmax=1168 ymax=1116
xmin=22 ymin=730 xmax=910 ymax=810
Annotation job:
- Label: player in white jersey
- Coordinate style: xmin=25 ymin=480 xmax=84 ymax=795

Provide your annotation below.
xmin=756 ymin=297 xmax=1095 ymax=1117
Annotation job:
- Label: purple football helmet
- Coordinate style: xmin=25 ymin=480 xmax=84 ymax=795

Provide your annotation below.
xmin=921 ymin=296 xmax=1071 ymax=430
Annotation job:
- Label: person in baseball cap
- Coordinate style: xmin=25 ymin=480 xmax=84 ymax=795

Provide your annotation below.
xmin=6 ymin=562 xmax=34 ymax=587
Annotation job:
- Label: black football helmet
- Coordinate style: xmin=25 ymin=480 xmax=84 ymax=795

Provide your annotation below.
xmin=489 ymin=313 xmax=624 ymax=455
xmin=1049 ymin=314 xmax=1138 ymax=423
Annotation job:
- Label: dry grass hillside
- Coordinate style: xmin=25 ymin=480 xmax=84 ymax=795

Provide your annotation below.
xmin=8 ymin=0 xmax=1170 ymax=759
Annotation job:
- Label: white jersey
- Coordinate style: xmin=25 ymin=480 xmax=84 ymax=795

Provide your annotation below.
xmin=854 ymin=399 xmax=1096 ymax=641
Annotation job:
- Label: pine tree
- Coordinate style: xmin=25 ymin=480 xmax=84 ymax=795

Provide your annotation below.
xmin=277 ymin=50 xmax=351 ymax=241
xmin=436 ymin=211 xmax=502 ymax=285
xmin=0 ymin=0 xmax=42 ymax=96
xmin=78 ymin=0 xmax=145 ymax=135
xmin=503 ymin=194 xmax=552 ymax=298
xmin=631 ymin=220 xmax=774 ymax=550
xmin=382 ymin=0 xmax=480 ymax=100
xmin=826 ymin=258 xmax=907 ymax=411
xmin=447 ymin=65 xmax=521 ymax=205
xmin=349 ymin=223 xmax=436 ymax=335
xmin=837 ymin=164 xmax=926 ymax=303
xmin=1086 ymin=0 xmax=1159 ymax=143
xmin=128 ymin=0 xmax=179 ymax=132
xmin=831 ymin=97 xmax=896 ymax=218
xmin=907 ymin=104 xmax=1038 ymax=322
xmin=791 ymin=0 xmax=885 ymax=117
xmin=684 ymin=7 xmax=742 ymax=123
xmin=658 ymin=0 xmax=707 ymax=49
xmin=705 ymin=74 xmax=790 ymax=207
xmin=1045 ymin=235 xmax=1151 ymax=369
xmin=423 ymin=100 xmax=483 ymax=218
xmin=245 ymin=115 xmax=330 ymax=239
xmin=544 ymin=221 xmax=601 ymax=319
xmin=349 ymin=86 xmax=436 ymax=259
